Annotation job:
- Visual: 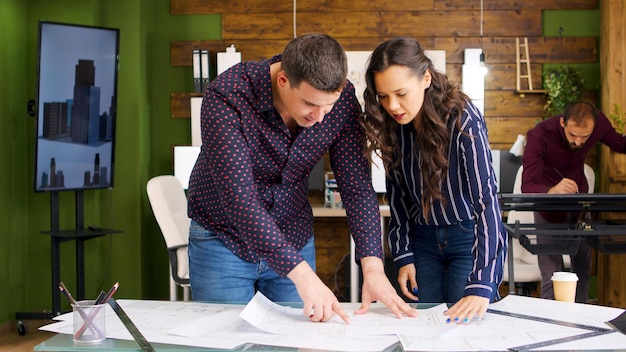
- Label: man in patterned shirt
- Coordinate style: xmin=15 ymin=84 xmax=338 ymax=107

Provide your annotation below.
xmin=187 ymin=33 xmax=416 ymax=323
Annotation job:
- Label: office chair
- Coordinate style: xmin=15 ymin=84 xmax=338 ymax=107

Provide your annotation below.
xmin=503 ymin=164 xmax=595 ymax=295
xmin=147 ymin=175 xmax=191 ymax=301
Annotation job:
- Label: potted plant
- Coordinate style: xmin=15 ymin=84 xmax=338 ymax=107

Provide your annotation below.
xmin=543 ymin=64 xmax=584 ymax=117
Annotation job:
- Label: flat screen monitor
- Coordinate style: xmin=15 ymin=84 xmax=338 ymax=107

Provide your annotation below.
xmin=33 ymin=21 xmax=120 ymax=192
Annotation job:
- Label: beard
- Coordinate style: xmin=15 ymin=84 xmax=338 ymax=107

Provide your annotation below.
xmin=568 ymin=143 xmax=583 ymax=150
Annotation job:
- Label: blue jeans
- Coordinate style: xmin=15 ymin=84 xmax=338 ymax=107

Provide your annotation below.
xmin=411 ymin=220 xmax=476 ymax=304
xmin=188 ymin=220 xmax=315 ymax=303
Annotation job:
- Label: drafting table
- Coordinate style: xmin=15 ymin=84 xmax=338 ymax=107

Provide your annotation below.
xmin=35 ymin=294 xmax=626 ymax=351
xmin=499 ymin=193 xmax=626 ymax=291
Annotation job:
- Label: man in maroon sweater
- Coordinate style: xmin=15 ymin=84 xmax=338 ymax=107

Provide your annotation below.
xmin=522 ymin=101 xmax=626 ymax=303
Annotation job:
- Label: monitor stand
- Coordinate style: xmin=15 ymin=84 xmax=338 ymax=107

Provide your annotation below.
xmin=14 ymin=190 xmax=122 ymax=335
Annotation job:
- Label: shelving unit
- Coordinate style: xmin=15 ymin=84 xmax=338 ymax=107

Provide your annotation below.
xmin=171 ymin=92 xmax=202 ymax=119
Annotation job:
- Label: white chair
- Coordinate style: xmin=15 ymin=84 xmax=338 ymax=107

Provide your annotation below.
xmin=147 ymin=175 xmax=191 ymax=301
xmin=503 ymin=166 xmax=542 ymax=295
xmin=503 ymin=164 xmax=595 ymax=295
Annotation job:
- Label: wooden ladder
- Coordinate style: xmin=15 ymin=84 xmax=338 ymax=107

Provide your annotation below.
xmin=516 ymin=37 xmax=546 ymax=96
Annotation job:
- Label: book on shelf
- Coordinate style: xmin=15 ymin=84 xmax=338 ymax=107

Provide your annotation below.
xmin=200 ymin=49 xmax=209 ymax=92
xmin=192 ymin=49 xmax=202 ymax=93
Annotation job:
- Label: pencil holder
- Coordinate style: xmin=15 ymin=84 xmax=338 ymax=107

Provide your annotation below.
xmin=72 ymin=299 xmax=106 ymax=344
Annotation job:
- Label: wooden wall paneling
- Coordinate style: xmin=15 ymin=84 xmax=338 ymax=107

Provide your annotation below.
xmin=482 ymin=37 xmax=598 ymax=64
xmin=296 ymin=12 xmax=382 ymax=38
xmin=484 ymin=91 xmax=546 ymax=117
xmin=485 ymin=117 xmax=540 ymax=144
xmin=338 ymin=37 xmax=400 ymax=51
xmin=383 ymin=11 xmax=542 ymax=38
xmin=170 ymin=0 xmax=435 ymax=14
xmin=323 ymin=0 xmax=434 ymax=12
xmin=170 ymin=0 xmax=598 ymax=15
xmin=484 ymin=63 xmax=543 ymax=91
xmin=527 ymin=37 xmax=598 ymax=63
xmin=169 ymin=0 xmax=315 ymax=14
xmin=432 ymin=37 xmax=596 ymax=64
xmin=222 ymin=12 xmax=382 ymax=39
xmin=222 ymin=13 xmax=295 ymax=39
xmin=434 ymin=0 xmax=597 ymax=11
xmin=220 ymin=11 xmax=544 ymax=39
xmin=171 ymin=92 xmax=201 ymax=119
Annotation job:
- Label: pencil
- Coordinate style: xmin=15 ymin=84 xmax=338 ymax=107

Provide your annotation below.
xmin=75 ymin=282 xmax=119 ymax=338
xmin=94 ymin=291 xmax=106 ymax=305
xmin=100 ymin=282 xmax=119 ymax=304
xmin=59 ymin=282 xmax=105 ymax=339
xmin=553 ymin=167 xmax=566 ymax=179
xmin=58 ymin=281 xmax=78 ymax=305
xmin=553 ymin=167 xmax=579 ymax=193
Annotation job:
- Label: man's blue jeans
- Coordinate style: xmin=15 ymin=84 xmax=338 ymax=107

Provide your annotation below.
xmin=411 ymin=220 xmax=478 ymax=304
xmin=188 ymin=220 xmax=315 ymax=303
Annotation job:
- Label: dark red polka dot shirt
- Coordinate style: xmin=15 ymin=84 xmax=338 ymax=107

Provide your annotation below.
xmin=187 ymin=55 xmax=383 ymax=276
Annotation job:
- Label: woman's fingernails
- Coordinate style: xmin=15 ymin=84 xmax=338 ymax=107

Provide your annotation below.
xmin=463 ymin=317 xmax=469 ymax=323
xmin=445 ymin=318 xmax=451 ymax=324
xmin=413 ymin=287 xmax=418 ymax=295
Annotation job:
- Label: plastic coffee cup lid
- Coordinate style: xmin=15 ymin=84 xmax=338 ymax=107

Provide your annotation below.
xmin=551 ymin=271 xmax=578 ymax=281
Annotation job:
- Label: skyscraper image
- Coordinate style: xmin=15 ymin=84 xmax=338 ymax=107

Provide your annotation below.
xmin=71 ymin=59 xmax=101 ymax=145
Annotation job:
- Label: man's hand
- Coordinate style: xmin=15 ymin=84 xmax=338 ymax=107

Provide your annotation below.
xmin=548 ymin=178 xmax=578 ymax=194
xmin=443 ymin=295 xmax=489 ymax=324
xmin=288 ymin=261 xmax=350 ymax=324
xmin=354 ymin=257 xmax=419 ymax=319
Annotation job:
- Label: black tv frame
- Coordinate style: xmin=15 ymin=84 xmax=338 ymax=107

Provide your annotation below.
xmin=33 ymin=21 xmax=120 ymax=192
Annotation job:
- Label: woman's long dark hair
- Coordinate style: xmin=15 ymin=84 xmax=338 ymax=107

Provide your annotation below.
xmin=360 ymin=37 xmax=469 ymax=220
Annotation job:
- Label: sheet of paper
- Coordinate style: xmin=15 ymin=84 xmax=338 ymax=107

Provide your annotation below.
xmin=39 ymin=299 xmax=245 ymax=350
xmin=240 ymin=291 xmax=449 ymax=337
xmin=169 ymin=293 xmax=403 ymax=351
xmin=398 ymin=295 xmax=626 ymax=352
xmin=171 ymin=309 xmax=399 ymax=352
xmin=38 ymin=295 xmax=626 ymax=351
xmin=398 ymin=312 xmax=589 ymax=351
xmin=489 ymin=294 xmax=624 ymax=328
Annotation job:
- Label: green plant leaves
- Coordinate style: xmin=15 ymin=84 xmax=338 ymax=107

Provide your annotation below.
xmin=543 ymin=64 xmax=584 ymax=117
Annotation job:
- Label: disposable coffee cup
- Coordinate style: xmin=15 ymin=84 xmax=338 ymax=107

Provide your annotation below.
xmin=72 ymin=299 xmax=106 ymax=344
xmin=551 ymin=272 xmax=578 ymax=303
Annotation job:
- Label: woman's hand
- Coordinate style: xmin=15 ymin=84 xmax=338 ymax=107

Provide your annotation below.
xmin=397 ymin=264 xmax=419 ymax=301
xmin=443 ymin=295 xmax=489 ymax=324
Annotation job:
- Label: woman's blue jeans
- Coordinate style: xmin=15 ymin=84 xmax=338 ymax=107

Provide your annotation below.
xmin=411 ymin=220 xmax=475 ymax=304
xmin=188 ymin=220 xmax=315 ymax=303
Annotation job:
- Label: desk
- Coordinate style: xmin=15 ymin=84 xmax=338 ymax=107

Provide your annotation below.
xmin=499 ymin=193 xmax=626 ymax=292
xmin=36 ymin=295 xmax=626 ymax=351
xmin=312 ymin=205 xmax=390 ymax=303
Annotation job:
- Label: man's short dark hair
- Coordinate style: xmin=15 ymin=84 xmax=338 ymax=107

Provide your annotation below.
xmin=563 ymin=101 xmax=598 ymax=125
xmin=281 ymin=33 xmax=347 ymax=92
